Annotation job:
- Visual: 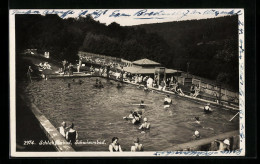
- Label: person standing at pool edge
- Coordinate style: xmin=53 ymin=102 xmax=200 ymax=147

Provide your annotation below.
xmin=109 ymin=137 xmax=123 ymax=152
xmin=58 ymin=121 xmax=67 ymax=137
xmin=62 ymin=59 xmax=67 ymax=75
xmin=27 ymin=66 xmax=33 ymax=82
xmin=66 ymin=123 xmax=78 ymax=145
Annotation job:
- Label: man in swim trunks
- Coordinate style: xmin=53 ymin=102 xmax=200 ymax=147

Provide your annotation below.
xmin=109 ymin=137 xmax=123 ymax=152
xmin=131 ymin=138 xmax=144 ymax=152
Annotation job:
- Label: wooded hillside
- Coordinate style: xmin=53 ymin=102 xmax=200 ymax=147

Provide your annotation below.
xmin=15 ymin=14 xmax=238 ymax=90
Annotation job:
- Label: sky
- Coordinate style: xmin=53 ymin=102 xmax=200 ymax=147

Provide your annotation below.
xmin=10 ymin=9 xmax=243 ymax=26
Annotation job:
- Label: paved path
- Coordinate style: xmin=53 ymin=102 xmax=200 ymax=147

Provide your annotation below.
xmin=16 ymin=94 xmax=56 ymax=152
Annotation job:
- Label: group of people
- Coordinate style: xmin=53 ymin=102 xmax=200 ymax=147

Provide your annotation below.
xmin=123 ymin=108 xmax=150 ymax=131
xmin=36 ymin=62 xmax=52 ymax=80
xmin=37 ymin=62 xmax=52 ymax=70
xmin=79 ymin=63 xmax=202 ymax=99
xmin=68 ymin=79 xmax=84 ymax=88
xmin=110 ymin=100 xmax=151 ymax=152
xmin=56 ymin=91 xmax=228 ymax=151
xmin=62 ymin=59 xmax=74 ymax=76
xmin=58 ymin=122 xmax=78 ymax=145
xmin=190 ymin=84 xmax=200 ymax=98
xmin=109 ymin=137 xmax=144 ymax=152
xmin=126 ymin=74 xmax=188 ymax=96
xmin=93 ymin=78 xmax=124 ymax=89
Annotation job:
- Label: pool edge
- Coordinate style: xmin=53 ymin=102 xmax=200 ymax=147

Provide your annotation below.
xmin=20 ymin=96 xmax=75 ymax=152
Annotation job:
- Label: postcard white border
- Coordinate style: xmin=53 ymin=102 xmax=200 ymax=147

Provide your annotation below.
xmin=9 ymin=9 xmax=245 ymax=157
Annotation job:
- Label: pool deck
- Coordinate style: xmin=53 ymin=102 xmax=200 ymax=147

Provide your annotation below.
xmin=41 ymin=72 xmax=239 ymax=111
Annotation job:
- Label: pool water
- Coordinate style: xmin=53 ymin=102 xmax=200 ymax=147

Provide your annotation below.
xmin=24 ymin=77 xmax=239 ymax=151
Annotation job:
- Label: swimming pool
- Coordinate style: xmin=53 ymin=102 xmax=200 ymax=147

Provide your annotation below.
xmin=24 ymin=77 xmax=239 ymax=151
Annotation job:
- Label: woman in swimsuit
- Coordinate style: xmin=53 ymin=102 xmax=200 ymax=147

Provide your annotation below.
xmin=109 ymin=137 xmax=123 ymax=152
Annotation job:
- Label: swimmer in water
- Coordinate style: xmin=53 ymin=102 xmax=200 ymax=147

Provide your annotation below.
xmin=131 ymin=138 xmax=144 ymax=152
xmin=136 ymin=110 xmax=142 ymax=119
xmin=164 ymin=95 xmax=172 ymax=108
xmin=109 ymin=137 xmax=123 ymax=152
xmin=140 ymin=100 xmax=145 ymax=108
xmin=192 ymin=130 xmax=201 ymax=140
xmin=94 ymin=79 xmax=99 ymax=87
xmin=123 ymin=111 xmax=134 ymax=120
xmin=188 ymin=117 xmax=214 ymax=130
xmin=116 ymin=83 xmax=122 ymax=88
xmin=204 ymin=103 xmax=213 ymax=113
xmin=139 ymin=118 xmax=150 ymax=131
xmin=79 ymin=79 xmax=83 ymax=84
xmin=132 ymin=111 xmax=141 ymax=124
xmin=99 ymin=81 xmax=103 ymax=88
xmin=195 ymin=117 xmax=201 ymax=124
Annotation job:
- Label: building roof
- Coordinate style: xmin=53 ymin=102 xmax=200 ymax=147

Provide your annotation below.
xmin=123 ymin=67 xmax=180 ymax=74
xmin=132 ymin=58 xmax=161 ymax=65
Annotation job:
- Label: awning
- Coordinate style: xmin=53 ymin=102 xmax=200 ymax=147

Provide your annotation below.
xmin=132 ymin=58 xmax=161 ymax=66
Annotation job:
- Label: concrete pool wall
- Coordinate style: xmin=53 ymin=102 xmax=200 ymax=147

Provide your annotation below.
xmin=20 ymin=96 xmax=75 ymax=152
